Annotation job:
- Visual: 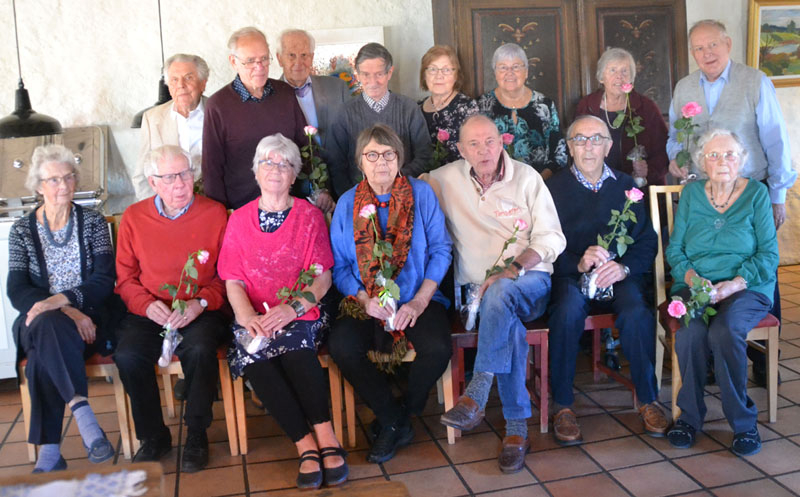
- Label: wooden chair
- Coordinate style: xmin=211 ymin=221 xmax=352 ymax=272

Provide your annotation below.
xmin=649 ymin=184 xmax=779 ymax=423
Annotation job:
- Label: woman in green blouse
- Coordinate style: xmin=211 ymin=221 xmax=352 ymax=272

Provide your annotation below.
xmin=665 ymin=129 xmax=778 ymax=457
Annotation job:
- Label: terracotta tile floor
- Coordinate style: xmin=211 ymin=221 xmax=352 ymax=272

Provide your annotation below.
xmin=1 ymin=266 xmax=800 ymax=496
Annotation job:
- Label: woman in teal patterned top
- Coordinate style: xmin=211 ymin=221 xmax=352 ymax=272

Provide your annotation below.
xmin=478 ymin=43 xmax=567 ymax=179
xmin=665 ymin=129 xmax=778 ymax=457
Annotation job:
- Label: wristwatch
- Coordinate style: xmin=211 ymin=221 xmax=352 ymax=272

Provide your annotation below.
xmin=198 ymin=298 xmax=208 ymax=309
xmin=289 ymin=300 xmax=306 ymax=318
xmin=511 ymin=260 xmax=526 ymax=278
xmin=622 ymin=265 xmax=631 ymax=278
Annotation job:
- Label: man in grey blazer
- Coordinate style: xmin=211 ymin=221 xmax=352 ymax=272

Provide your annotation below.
xmin=133 ymin=54 xmax=209 ymax=200
xmin=277 ymin=29 xmax=350 ymax=208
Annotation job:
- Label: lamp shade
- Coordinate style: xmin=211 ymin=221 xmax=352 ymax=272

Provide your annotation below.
xmin=0 ymin=81 xmax=62 ymax=139
xmin=131 ymin=76 xmax=171 ymax=128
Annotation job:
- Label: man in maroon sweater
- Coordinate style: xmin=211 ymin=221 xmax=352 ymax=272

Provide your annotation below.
xmin=114 ymin=146 xmax=229 ymax=473
xmin=202 ymin=26 xmax=308 ymax=209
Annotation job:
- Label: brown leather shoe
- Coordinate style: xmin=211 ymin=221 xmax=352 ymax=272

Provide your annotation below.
xmin=639 ymin=402 xmax=669 ymax=437
xmin=440 ymin=396 xmax=485 ymax=431
xmin=553 ymin=408 xmax=582 ymax=446
xmin=498 ymin=435 xmax=530 ymax=473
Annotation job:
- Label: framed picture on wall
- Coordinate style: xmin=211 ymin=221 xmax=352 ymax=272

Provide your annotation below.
xmin=747 ymin=0 xmax=800 ymax=87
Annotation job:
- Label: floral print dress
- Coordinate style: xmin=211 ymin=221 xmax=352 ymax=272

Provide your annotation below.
xmin=419 ymin=92 xmax=480 ymax=167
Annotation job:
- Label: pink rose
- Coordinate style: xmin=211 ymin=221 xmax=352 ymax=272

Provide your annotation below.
xmin=621 ymin=83 xmax=634 ymax=94
xmin=501 ymin=133 xmax=514 ymax=146
xmin=681 ymin=102 xmax=702 ymax=119
xmin=668 ymin=299 xmax=687 ymax=319
xmin=196 ymin=250 xmax=210 ymax=265
xmin=309 ymin=263 xmax=323 ymax=276
xmin=625 ymin=188 xmax=644 ymax=203
xmin=513 ymin=219 xmax=529 ymax=231
xmin=359 ymin=204 xmax=377 ymax=219
xmin=436 ymin=129 xmax=450 ymax=143
xmin=304 ymin=125 xmax=318 ymax=136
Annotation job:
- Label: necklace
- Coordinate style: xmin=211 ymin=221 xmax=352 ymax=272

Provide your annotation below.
xmin=430 ymin=90 xmax=455 ymax=113
xmin=709 ymin=178 xmax=738 ymax=210
xmin=42 ymin=207 xmax=75 ymax=248
xmin=602 ymin=93 xmax=623 ymax=129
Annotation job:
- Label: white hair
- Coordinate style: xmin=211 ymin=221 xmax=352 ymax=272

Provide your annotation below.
xmin=278 ymin=29 xmax=316 ymax=54
xmin=596 ymin=47 xmax=636 ymax=84
xmin=164 ymin=53 xmax=210 ymax=81
xmin=143 ymin=145 xmax=193 ymax=179
xmin=227 ymin=26 xmax=267 ymax=55
xmin=26 ymin=144 xmax=78 ymax=193
xmin=694 ymin=128 xmax=749 ymax=168
xmin=491 ymin=43 xmax=528 ymax=70
xmin=251 ymin=134 xmax=302 ymax=177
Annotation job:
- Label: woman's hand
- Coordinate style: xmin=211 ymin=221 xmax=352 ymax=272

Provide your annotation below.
xmin=242 ymin=313 xmax=267 ymax=338
xmin=394 ymin=298 xmax=426 ymax=331
xmin=260 ymin=304 xmax=296 ymax=335
xmin=314 ymin=191 xmax=336 ymax=215
xmin=711 ymin=278 xmax=746 ymax=304
xmin=668 ymin=159 xmax=688 ymax=180
xmin=578 ymin=245 xmax=611 ymax=273
xmin=632 ymin=159 xmax=648 ymax=179
xmin=25 ymin=294 xmax=69 ymax=326
xmin=684 ymin=269 xmax=712 ymax=289
xmin=357 ymin=291 xmax=394 ymax=321
xmin=61 ymin=306 xmax=96 ymax=344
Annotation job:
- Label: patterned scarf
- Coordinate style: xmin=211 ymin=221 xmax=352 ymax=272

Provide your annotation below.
xmin=339 ymin=176 xmax=415 ymax=372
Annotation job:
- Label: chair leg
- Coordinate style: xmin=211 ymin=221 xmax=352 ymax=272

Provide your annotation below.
xmin=344 ymin=379 xmax=356 ymax=448
xmin=218 ymin=360 xmax=239 ymax=456
xmin=19 ymin=366 xmax=36 ymax=463
xmin=436 ymin=377 xmax=444 ymax=405
xmin=127 ymin=394 xmax=141 ymax=453
xmin=111 ymin=367 xmax=133 ymax=459
xmin=441 ymin=360 xmax=456 ymax=444
xmin=162 ymin=372 xmax=175 ymax=418
xmin=326 ymin=361 xmax=344 ymax=447
xmin=233 ymin=377 xmax=248 ymax=455
xmin=767 ymin=326 xmax=779 ymax=423
xmin=592 ymin=328 xmax=602 ymax=382
xmin=654 ymin=321 xmax=666 ymax=392
xmin=539 ymin=336 xmax=549 ymax=434
xmin=671 ymin=336 xmax=682 ymax=422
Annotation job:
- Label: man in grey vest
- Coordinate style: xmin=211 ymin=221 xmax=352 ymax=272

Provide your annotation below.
xmin=667 ymin=19 xmax=796 ymax=384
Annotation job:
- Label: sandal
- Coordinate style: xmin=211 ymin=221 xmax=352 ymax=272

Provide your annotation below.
xmin=732 ymin=426 xmax=761 ymax=457
xmin=296 ymin=449 xmax=322 ymax=489
xmin=320 ymin=446 xmax=349 ymax=487
xmin=667 ymin=420 xmax=696 ymax=449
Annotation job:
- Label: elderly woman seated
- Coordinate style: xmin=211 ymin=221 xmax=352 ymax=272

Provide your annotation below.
xmin=218 ymin=134 xmax=346 ymax=490
xmin=665 ymin=129 xmax=778 ymax=456
xmin=328 ymin=124 xmax=452 ymax=464
xmin=7 ymin=145 xmax=119 ymax=472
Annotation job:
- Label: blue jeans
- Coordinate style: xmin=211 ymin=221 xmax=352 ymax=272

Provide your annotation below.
xmin=474 ymin=270 xmax=551 ymax=420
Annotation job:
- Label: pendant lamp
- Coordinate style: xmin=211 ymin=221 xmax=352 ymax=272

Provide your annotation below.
xmin=131 ymin=0 xmax=171 ymax=128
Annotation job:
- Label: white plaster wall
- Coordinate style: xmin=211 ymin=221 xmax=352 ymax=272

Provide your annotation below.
xmin=0 ymin=0 xmax=434 ymax=197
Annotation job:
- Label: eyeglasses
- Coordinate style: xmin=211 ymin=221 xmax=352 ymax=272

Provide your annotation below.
xmin=362 ymin=150 xmax=397 ymax=162
xmin=704 ymin=151 xmax=740 ymax=163
xmin=258 ymin=159 xmax=294 ymax=173
xmin=234 ymin=54 xmax=272 ymax=68
xmin=152 ymin=169 xmax=194 ymax=184
xmin=425 ymin=66 xmax=455 ymax=76
xmin=41 ymin=172 xmax=77 ymax=188
xmin=495 ymin=63 xmax=526 ymax=74
xmin=568 ymin=134 xmax=610 ymax=147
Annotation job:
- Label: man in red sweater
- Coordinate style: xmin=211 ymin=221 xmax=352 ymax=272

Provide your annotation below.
xmin=114 ymin=145 xmax=229 ymax=473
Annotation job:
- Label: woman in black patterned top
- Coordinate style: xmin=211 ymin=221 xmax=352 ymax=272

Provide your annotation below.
xmin=478 ymin=43 xmax=567 ymax=179
xmin=418 ymin=45 xmax=479 ymax=168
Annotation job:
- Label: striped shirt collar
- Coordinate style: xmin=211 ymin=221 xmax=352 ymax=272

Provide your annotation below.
xmin=570 ymin=164 xmax=616 ymax=192
xmin=362 ymin=91 xmax=391 ymax=113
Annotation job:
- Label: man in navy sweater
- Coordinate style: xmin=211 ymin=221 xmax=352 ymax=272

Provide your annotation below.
xmin=546 ymin=115 xmax=668 ymax=446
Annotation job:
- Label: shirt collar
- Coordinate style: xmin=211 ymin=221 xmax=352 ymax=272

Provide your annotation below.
xmin=232 ymin=74 xmax=275 ymax=103
xmin=469 ymin=154 xmax=506 ymax=195
xmin=171 ymin=98 xmax=204 ymax=120
xmin=154 ymin=195 xmax=194 ymax=220
xmin=362 ymin=91 xmax=391 ymax=113
xmin=570 ymin=163 xmax=616 ymax=192
xmin=282 ymin=75 xmax=313 ymax=97
xmin=700 ymin=59 xmax=732 ymax=85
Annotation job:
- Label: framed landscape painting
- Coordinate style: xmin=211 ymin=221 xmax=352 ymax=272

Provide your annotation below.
xmin=748 ymin=0 xmax=800 ymax=87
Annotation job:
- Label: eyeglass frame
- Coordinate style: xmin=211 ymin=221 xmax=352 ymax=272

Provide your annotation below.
xmin=495 ymin=63 xmax=527 ymax=74
xmin=568 ymin=134 xmax=611 ymax=147
xmin=704 ymin=151 xmax=741 ymax=163
xmin=40 ymin=172 xmax=77 ymax=188
xmin=257 ymin=159 xmax=295 ymax=173
xmin=425 ymin=66 xmax=456 ymax=76
xmin=234 ymin=54 xmax=273 ymax=68
xmin=361 ymin=150 xmax=398 ymax=162
xmin=152 ymin=168 xmax=195 ymax=184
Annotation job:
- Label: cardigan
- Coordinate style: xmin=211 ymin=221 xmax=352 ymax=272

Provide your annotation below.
xmin=330 ymin=178 xmax=452 ymax=307
xmin=665 ymin=179 xmax=778 ymax=302
xmin=546 ymin=167 xmax=657 ymax=280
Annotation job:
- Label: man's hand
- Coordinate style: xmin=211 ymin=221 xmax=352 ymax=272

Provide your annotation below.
xmin=62 ymin=306 xmax=96 ymax=344
xmin=165 ymin=299 xmax=204 ymax=329
xmin=668 ymin=159 xmax=687 ymax=181
xmin=772 ymin=203 xmax=786 ymax=230
xmin=314 ymin=191 xmax=336 ymax=215
xmin=578 ymin=245 xmax=611 ymax=273
xmin=632 ymin=159 xmax=648 ymax=179
xmin=145 ymin=300 xmax=172 ymax=327
xmin=479 ymin=267 xmax=517 ymax=298
xmin=593 ymin=261 xmax=627 ymax=289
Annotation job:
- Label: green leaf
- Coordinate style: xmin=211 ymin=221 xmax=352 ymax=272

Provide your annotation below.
xmin=616 ymin=240 xmax=628 ymax=257
xmin=706 ymin=307 xmax=717 ymax=317
xmin=624 ymin=235 xmax=634 ymax=245
xmin=385 ymin=279 xmax=401 ymax=300
xmin=508 ymin=236 xmax=517 ymax=245
xmin=696 ymin=293 xmax=710 ymax=305
xmin=628 ymin=211 xmax=637 ymax=223
xmin=611 ymin=112 xmax=625 ymax=128
xmin=610 ymin=209 xmax=620 ymax=216
xmin=302 ymin=291 xmax=316 ymax=303
xmin=186 ymin=265 xmax=198 ymax=279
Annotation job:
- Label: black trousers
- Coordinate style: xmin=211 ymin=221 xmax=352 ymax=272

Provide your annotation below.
xmin=328 ymin=301 xmax=451 ymax=426
xmin=244 ymin=349 xmax=331 ymax=442
xmin=114 ymin=311 xmax=228 ymax=439
xmin=20 ymin=310 xmax=92 ymax=445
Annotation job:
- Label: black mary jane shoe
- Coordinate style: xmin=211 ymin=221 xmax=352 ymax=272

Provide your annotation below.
xmin=296 ymin=449 xmax=323 ymax=490
xmin=320 ymin=446 xmax=349 ymax=487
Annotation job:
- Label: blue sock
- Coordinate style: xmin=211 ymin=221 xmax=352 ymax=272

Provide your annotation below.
xmin=70 ymin=400 xmax=104 ymax=447
xmin=34 ymin=444 xmax=62 ymax=472
xmin=464 ymin=371 xmax=494 ymax=409
xmin=505 ymin=418 xmax=528 ymax=439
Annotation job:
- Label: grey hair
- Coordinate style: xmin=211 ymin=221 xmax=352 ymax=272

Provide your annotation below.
xmin=26 ymin=144 xmax=78 ymax=193
xmin=355 ymin=42 xmax=393 ymax=72
xmin=566 ymin=115 xmax=610 ymax=140
xmin=143 ymin=145 xmax=193 ymax=179
xmin=164 ymin=53 xmax=210 ymax=81
xmin=491 ymin=43 xmax=528 ymax=70
xmin=689 ymin=19 xmax=730 ymax=42
xmin=694 ymin=128 xmax=749 ymax=168
xmin=227 ymin=26 xmax=268 ymax=55
xmin=596 ymin=47 xmax=636 ymax=84
xmin=278 ymin=29 xmax=316 ymax=54
xmin=458 ymin=113 xmax=499 ymax=141
xmin=251 ymin=133 xmax=302 ymax=177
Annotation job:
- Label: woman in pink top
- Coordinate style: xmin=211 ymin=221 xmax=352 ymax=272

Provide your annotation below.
xmin=218 ymin=134 xmax=346 ymax=490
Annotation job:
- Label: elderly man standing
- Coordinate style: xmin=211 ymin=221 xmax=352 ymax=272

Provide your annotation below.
xmin=667 ymin=19 xmax=796 ymax=384
xmin=134 ymin=53 xmax=209 ymax=200
xmin=329 ymin=42 xmax=432 ymax=197
xmin=203 ymin=26 xmax=308 ymax=209
xmin=427 ymin=114 xmax=565 ymax=473
xmin=546 ymin=115 xmax=665 ymax=446
xmin=276 ymin=28 xmax=349 ymax=211
xmin=114 ymin=145 xmax=229 ymax=473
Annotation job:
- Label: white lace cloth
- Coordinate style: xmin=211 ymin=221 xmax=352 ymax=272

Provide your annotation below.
xmin=0 ymin=469 xmax=147 ymax=497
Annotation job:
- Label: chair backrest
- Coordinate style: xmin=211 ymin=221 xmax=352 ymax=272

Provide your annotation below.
xmin=104 ymin=214 xmax=122 ymax=250
xmin=648 ymin=185 xmax=684 ymax=307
